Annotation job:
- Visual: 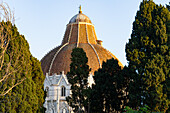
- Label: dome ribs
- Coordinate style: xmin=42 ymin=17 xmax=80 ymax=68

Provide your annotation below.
xmin=86 ymin=43 xmax=101 ymax=68
xmin=78 ymin=24 xmax=88 ymax=43
xmin=92 ymin=26 xmax=98 ymax=41
xmin=92 ymin=45 xmax=113 ymax=66
xmin=77 ymin=24 xmax=79 ymax=47
xmin=68 ymin=24 xmax=73 ymax=43
xmin=69 ymin=13 xmax=92 ymax=24
xmin=69 ymin=24 xmax=78 ymax=44
xmin=86 ymin=24 xmax=101 ymax=68
xmin=62 ymin=24 xmax=71 ymax=45
xmin=87 ymin=24 xmax=97 ymax=44
xmin=48 ymin=43 xmax=69 ymax=75
xmin=78 ymin=44 xmax=100 ymax=73
xmin=51 ymin=44 xmax=76 ymax=75
xmin=41 ymin=11 xmax=124 ymax=76
xmin=41 ymin=46 xmax=61 ymax=75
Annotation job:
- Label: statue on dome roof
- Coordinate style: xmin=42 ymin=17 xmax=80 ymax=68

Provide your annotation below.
xmin=79 ymin=5 xmax=82 ymax=13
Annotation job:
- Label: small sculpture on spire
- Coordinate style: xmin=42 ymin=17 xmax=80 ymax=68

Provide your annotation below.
xmin=79 ymin=5 xmax=82 ymax=13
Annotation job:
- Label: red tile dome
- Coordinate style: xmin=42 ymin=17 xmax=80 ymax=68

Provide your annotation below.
xmin=41 ymin=9 xmax=123 ymax=75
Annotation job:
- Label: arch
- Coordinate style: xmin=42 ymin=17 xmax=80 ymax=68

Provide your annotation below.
xmin=61 ymin=86 xmax=66 ymax=96
xmin=62 ymin=108 xmax=66 ymax=113
xmin=46 ymin=87 xmax=49 ymax=97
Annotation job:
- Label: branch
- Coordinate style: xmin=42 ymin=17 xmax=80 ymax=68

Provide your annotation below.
xmin=0 ymin=2 xmax=25 ymax=96
xmin=0 ymin=77 xmax=26 ymax=96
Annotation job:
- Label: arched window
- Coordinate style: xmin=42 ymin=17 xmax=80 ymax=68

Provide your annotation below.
xmin=62 ymin=108 xmax=66 ymax=113
xmin=46 ymin=87 xmax=49 ymax=97
xmin=61 ymin=86 xmax=66 ymax=96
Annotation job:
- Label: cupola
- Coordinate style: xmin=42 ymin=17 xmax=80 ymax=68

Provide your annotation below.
xmin=41 ymin=7 xmax=123 ymax=75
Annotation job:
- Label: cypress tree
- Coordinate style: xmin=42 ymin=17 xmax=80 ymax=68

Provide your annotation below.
xmin=91 ymin=58 xmax=128 ymax=113
xmin=66 ymin=48 xmax=91 ymax=113
xmin=0 ymin=21 xmax=45 ymax=112
xmin=126 ymin=0 xmax=169 ymax=111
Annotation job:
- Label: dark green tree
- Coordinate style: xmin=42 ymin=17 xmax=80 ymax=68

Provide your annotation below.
xmin=66 ymin=48 xmax=91 ymax=113
xmin=126 ymin=0 xmax=169 ymax=111
xmin=0 ymin=21 xmax=45 ymax=112
xmin=90 ymin=58 xmax=129 ymax=113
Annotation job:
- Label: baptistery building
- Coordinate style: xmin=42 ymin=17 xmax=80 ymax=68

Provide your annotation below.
xmin=41 ymin=7 xmax=123 ymax=113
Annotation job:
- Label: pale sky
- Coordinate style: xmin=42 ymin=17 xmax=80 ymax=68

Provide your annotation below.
xmin=2 ymin=0 xmax=169 ymax=66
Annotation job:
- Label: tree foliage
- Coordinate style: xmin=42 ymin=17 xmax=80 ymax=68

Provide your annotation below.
xmin=0 ymin=2 xmax=21 ymax=96
xmin=126 ymin=0 xmax=169 ymax=112
xmin=123 ymin=105 xmax=150 ymax=113
xmin=66 ymin=48 xmax=91 ymax=113
xmin=0 ymin=7 xmax=45 ymax=112
xmin=90 ymin=58 xmax=129 ymax=113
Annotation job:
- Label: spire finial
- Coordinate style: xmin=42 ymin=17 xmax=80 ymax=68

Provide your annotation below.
xmin=79 ymin=5 xmax=82 ymax=13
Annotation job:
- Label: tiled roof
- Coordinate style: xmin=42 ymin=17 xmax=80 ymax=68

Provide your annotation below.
xmin=41 ymin=12 xmax=123 ymax=75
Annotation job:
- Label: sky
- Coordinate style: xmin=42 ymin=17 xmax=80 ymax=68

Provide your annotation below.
xmin=2 ymin=0 xmax=169 ymax=66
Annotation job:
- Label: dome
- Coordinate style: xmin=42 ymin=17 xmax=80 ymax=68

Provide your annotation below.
xmin=69 ymin=13 xmax=92 ymax=24
xmin=41 ymin=8 xmax=123 ymax=75
xmin=69 ymin=6 xmax=92 ymax=24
